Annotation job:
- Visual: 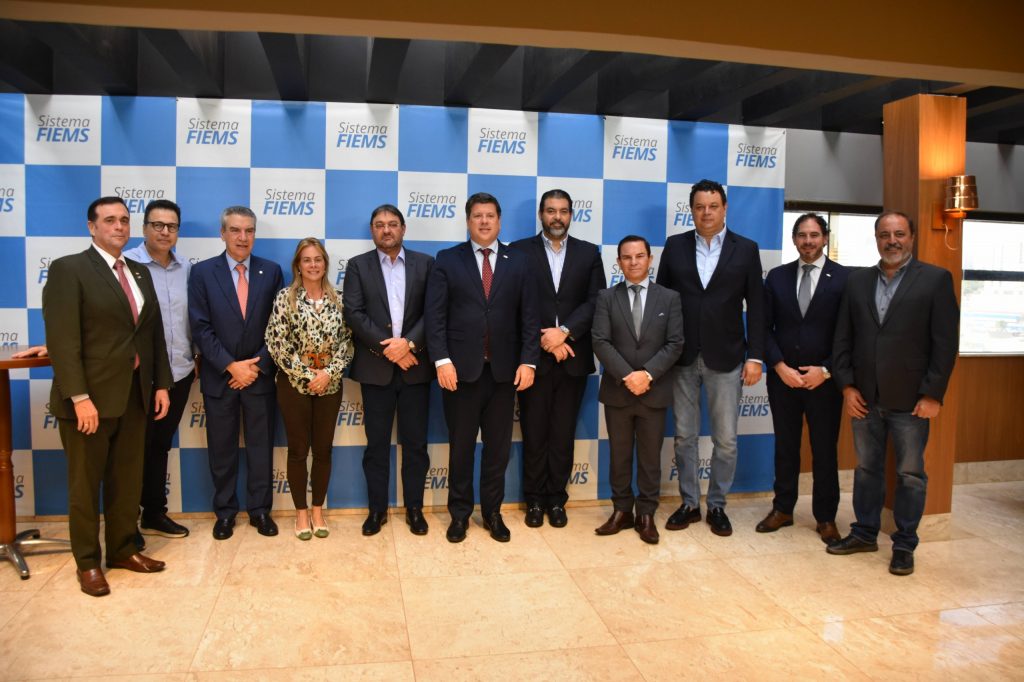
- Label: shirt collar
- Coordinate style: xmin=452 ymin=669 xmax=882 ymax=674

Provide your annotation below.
xmin=800 ymin=253 xmax=828 ymax=269
xmin=132 ymin=243 xmax=182 ymax=267
xmin=225 ymin=252 xmax=252 ymax=271
xmin=875 ymin=255 xmax=913 ymax=278
xmin=696 ymin=226 xmax=727 ymax=246
xmin=91 ymin=242 xmax=122 ymax=269
xmin=378 ymin=247 xmax=406 ymax=264
xmin=541 ymin=232 xmax=566 ymax=253
xmin=471 ymin=239 xmax=499 ymax=253
xmin=625 ymin=278 xmax=648 ymax=290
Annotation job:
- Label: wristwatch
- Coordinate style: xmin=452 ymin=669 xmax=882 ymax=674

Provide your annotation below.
xmin=406 ymin=339 xmax=417 ymax=352
xmin=821 ymin=366 xmax=831 ymax=379
xmin=558 ymin=325 xmax=572 ymax=339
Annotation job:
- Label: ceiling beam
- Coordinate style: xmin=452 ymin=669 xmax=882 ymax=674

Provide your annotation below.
xmin=366 ymin=37 xmax=409 ymax=103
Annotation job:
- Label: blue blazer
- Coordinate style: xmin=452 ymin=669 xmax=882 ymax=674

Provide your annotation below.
xmin=764 ymin=258 xmax=849 ymax=371
xmin=425 ymin=241 xmax=540 ymax=383
xmin=189 ymin=252 xmax=284 ymax=398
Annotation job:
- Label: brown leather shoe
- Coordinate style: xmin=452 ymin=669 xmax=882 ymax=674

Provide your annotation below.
xmin=106 ymin=553 xmax=166 ymax=573
xmin=816 ymin=521 xmax=841 ymax=546
xmin=77 ymin=568 xmax=110 ymax=597
xmin=634 ymin=513 xmax=659 ymax=544
xmin=755 ymin=509 xmax=794 ymax=533
xmin=595 ymin=510 xmax=635 ymax=536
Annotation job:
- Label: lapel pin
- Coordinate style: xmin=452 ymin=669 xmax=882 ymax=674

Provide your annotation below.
xmin=826 ymin=273 xmax=832 ymax=278
xmin=258 ymin=270 xmax=263 ymax=275
xmin=502 ymin=254 xmax=508 ymax=259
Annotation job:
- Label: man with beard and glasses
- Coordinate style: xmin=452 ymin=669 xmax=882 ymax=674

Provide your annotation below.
xmin=828 ymin=211 xmax=958 ymax=576
xmin=510 ymin=190 xmax=605 ymax=529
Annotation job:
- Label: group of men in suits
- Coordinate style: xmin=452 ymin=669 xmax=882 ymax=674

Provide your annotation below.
xmin=42 ymin=185 xmax=957 ymax=596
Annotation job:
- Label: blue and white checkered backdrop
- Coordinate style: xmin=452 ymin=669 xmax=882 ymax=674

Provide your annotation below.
xmin=0 ymin=94 xmax=786 ymax=516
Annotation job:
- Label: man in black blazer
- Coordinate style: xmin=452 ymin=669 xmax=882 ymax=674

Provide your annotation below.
xmin=510 ymin=189 xmax=605 ymax=529
xmin=757 ymin=213 xmax=848 ymax=545
xmin=593 ymin=236 xmax=683 ymax=545
xmin=655 ymin=179 xmax=764 ymax=537
xmin=424 ymin=192 xmax=540 ymax=543
xmin=343 ymin=204 xmax=435 ymax=536
xmin=829 ymin=211 xmax=958 ymax=576
xmin=189 ymin=206 xmax=284 ymax=540
xmin=43 ymin=196 xmax=173 ymax=596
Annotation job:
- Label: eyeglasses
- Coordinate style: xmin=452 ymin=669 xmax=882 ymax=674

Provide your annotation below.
xmin=146 ymin=221 xmax=180 ymax=233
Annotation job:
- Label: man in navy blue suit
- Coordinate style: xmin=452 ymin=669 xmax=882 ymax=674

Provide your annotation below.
xmin=425 ymin=192 xmax=540 ymax=543
xmin=189 ymin=206 xmax=284 ymax=540
xmin=757 ymin=213 xmax=848 ymax=545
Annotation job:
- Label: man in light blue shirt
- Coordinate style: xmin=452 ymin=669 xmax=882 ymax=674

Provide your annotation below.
xmin=124 ymin=199 xmax=194 ymax=541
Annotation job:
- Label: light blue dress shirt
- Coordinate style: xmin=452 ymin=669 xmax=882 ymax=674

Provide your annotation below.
xmin=124 ymin=243 xmax=193 ymax=382
xmin=695 ymin=227 xmax=726 ymax=289
xmin=378 ymin=247 xmax=406 ymax=339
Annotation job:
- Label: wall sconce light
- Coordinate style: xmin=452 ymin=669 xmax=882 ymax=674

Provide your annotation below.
xmin=939 ymin=174 xmax=979 ymax=223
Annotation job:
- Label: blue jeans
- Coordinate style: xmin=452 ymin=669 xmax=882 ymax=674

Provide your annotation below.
xmin=673 ymin=356 xmax=742 ymax=510
xmin=850 ymin=406 xmax=930 ymax=552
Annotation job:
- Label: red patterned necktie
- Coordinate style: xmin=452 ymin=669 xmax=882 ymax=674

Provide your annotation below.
xmin=481 ymin=247 xmax=492 ymax=360
xmin=113 ymin=260 xmax=140 ymax=368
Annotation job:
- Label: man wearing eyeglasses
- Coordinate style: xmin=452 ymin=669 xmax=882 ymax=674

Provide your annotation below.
xmin=123 ymin=199 xmax=194 ymax=543
xmin=343 ymin=205 xmax=434 ymax=536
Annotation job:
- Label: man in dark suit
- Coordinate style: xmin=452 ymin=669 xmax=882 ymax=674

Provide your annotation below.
xmin=593 ymin=236 xmax=683 ymax=544
xmin=189 ymin=206 xmax=284 ymax=540
xmin=655 ymin=179 xmax=765 ymax=537
xmin=343 ymin=204 xmax=435 ymax=537
xmin=425 ymin=192 xmax=540 ymax=543
xmin=829 ymin=211 xmax=958 ymax=576
xmin=510 ymin=189 xmax=605 ymax=529
xmin=43 ymin=196 xmax=173 ymax=596
xmin=757 ymin=213 xmax=849 ymax=545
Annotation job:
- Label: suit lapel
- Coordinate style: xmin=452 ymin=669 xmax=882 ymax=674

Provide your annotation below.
xmin=245 ymin=258 xmax=269 ymax=321
xmin=804 ymin=258 xmax=835 ymax=317
xmin=639 ymin=282 xmax=659 ymax=336
xmin=782 ymin=260 xmax=802 ymax=316
xmin=402 ymin=253 xmax=418 ymax=329
xmin=683 ymin=232 xmax=702 ymax=288
xmin=614 ymin=282 xmax=639 ymax=342
xmin=370 ymin=251 xmax=392 ymax=314
xmin=87 ymin=248 xmax=136 ymax=325
xmin=863 ymin=266 xmax=881 ymax=327
xmin=213 ymin=254 xmax=245 ymax=321
xmin=487 ymin=243 xmax=510 ymax=301
xmin=459 ymin=242 xmax=487 ymax=304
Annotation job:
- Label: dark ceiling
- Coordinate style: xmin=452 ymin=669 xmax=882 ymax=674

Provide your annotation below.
xmin=2 ymin=20 xmax=1023 ymax=144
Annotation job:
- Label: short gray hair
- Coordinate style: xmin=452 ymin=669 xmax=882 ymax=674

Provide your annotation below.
xmin=220 ymin=205 xmax=257 ymax=230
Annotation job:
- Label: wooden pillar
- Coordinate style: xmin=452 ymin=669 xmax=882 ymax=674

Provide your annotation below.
xmin=882 ymin=94 xmax=965 ymax=515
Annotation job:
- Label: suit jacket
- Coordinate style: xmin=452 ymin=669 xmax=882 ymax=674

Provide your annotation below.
xmin=189 ymin=252 xmax=284 ymax=398
xmin=655 ymin=229 xmax=765 ymax=371
xmin=509 ymin=233 xmax=606 ymax=376
xmin=43 ymin=247 xmax=173 ymax=419
xmin=592 ymin=281 xmax=684 ymax=408
xmin=764 ymin=258 xmax=849 ymax=371
xmin=425 ymin=241 xmax=540 ymax=383
xmin=343 ymin=247 xmax=435 ymax=386
xmin=832 ymin=259 xmax=959 ymax=412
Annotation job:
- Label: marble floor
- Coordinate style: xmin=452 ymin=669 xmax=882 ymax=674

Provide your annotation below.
xmin=1 ymin=481 xmax=1022 ymax=681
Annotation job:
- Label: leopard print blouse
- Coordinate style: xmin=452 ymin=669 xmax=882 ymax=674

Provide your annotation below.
xmin=265 ymin=286 xmax=353 ymax=395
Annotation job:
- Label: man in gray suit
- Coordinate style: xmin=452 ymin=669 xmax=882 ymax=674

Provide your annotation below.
xmin=829 ymin=211 xmax=959 ymax=576
xmin=592 ymin=236 xmax=684 ymax=544
xmin=343 ymin=204 xmax=435 ymax=536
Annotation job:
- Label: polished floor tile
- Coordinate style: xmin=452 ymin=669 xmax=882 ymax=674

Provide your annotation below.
xmin=1 ymin=480 xmax=1021 ymax=680
xmin=413 ymin=645 xmax=643 ymax=681
xmin=571 ymin=559 xmax=799 ymax=642
xmin=817 ymin=608 xmax=1024 ymax=679
xmin=623 ymin=627 xmax=869 ymax=681
xmin=402 ymin=571 xmax=615 ymax=659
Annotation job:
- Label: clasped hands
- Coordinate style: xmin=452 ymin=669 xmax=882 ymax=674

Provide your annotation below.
xmin=540 ymin=327 xmax=575 ymax=362
xmin=774 ymin=362 xmax=826 ymax=390
xmin=380 ymin=337 xmax=418 ymax=371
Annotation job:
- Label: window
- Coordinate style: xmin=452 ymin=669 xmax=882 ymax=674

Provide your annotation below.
xmin=782 ymin=210 xmax=877 ymax=267
xmin=960 ymin=218 xmax=1024 ymax=355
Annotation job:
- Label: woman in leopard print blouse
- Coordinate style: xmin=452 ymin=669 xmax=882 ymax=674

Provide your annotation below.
xmin=266 ymin=237 xmax=352 ymax=541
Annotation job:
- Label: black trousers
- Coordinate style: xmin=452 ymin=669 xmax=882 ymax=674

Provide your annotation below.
xmin=139 ymin=373 xmax=194 ymax=518
xmin=361 ymin=370 xmax=430 ymax=512
xmin=766 ymin=373 xmax=842 ymax=522
xmin=604 ymin=401 xmax=665 ymax=516
xmin=59 ymin=371 xmax=146 ymax=570
xmin=202 ymin=386 xmax=276 ymax=520
xmin=276 ymin=373 xmax=344 ymax=509
xmin=442 ymin=365 xmax=515 ymax=520
xmin=518 ymin=364 xmax=586 ymax=508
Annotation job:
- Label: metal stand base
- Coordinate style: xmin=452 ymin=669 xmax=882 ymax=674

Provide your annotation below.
xmin=0 ymin=529 xmax=72 ymax=579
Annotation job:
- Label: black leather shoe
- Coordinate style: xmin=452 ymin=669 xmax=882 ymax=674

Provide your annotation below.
xmin=446 ymin=517 xmax=468 ymax=543
xmin=483 ymin=512 xmax=511 ymax=542
xmin=665 ymin=504 xmax=701 ymax=531
xmin=889 ymin=549 xmax=915 ymax=576
xmin=140 ymin=513 xmax=190 ymax=538
xmin=826 ymin=534 xmax=879 ymax=555
xmin=706 ymin=507 xmax=733 ymax=536
xmin=405 ymin=508 xmax=428 ymax=535
xmin=133 ymin=529 xmax=146 ymax=551
xmin=524 ymin=504 xmax=545 ymax=528
xmin=547 ymin=505 xmax=568 ymax=528
xmin=212 ymin=516 xmax=235 ymax=540
xmin=362 ymin=510 xmax=388 ymax=536
xmin=249 ymin=513 xmax=278 ymax=537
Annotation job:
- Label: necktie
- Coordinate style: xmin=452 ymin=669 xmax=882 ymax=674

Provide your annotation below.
xmin=798 ymin=263 xmax=814 ymax=316
xmin=630 ymin=284 xmax=643 ymax=336
xmin=481 ymin=248 xmax=492 ymax=360
xmin=113 ymin=260 xmax=140 ymax=368
xmin=480 ymin=248 xmax=493 ymax=299
xmin=235 ymin=263 xmax=248 ymax=319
